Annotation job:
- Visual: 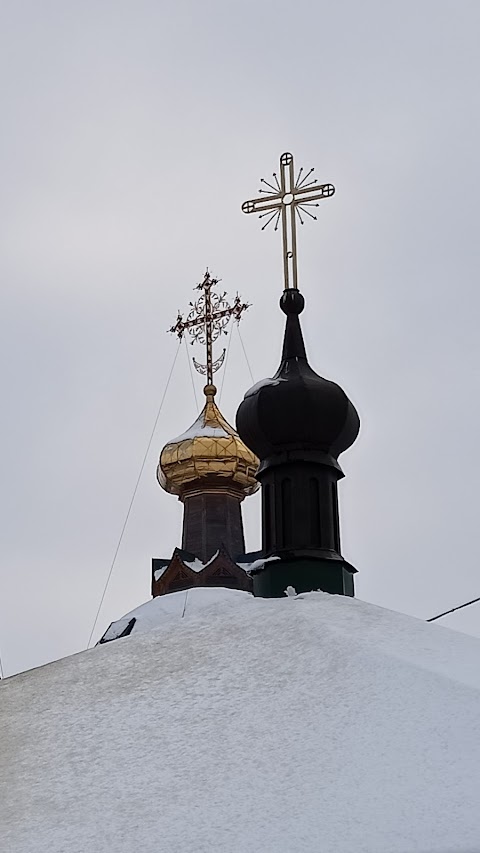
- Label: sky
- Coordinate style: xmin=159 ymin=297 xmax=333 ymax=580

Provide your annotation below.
xmin=1 ymin=0 xmax=480 ymax=676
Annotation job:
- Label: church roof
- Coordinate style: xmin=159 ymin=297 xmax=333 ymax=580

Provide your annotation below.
xmin=105 ymin=558 xmax=281 ymax=641
xmin=2 ymin=590 xmax=480 ymax=853
xmin=152 ymin=548 xmax=277 ymax=582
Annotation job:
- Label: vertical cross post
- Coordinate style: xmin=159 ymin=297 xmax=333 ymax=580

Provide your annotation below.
xmin=169 ymin=271 xmax=250 ymax=391
xmin=203 ymin=274 xmax=214 ymax=386
xmin=242 ymin=152 xmax=335 ymax=291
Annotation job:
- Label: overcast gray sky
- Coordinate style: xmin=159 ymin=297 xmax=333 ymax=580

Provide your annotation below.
xmin=1 ymin=0 xmax=480 ymax=675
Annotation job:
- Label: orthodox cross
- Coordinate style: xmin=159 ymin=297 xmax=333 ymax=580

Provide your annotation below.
xmin=242 ymin=152 xmax=335 ymax=291
xmin=169 ymin=271 xmax=249 ymax=387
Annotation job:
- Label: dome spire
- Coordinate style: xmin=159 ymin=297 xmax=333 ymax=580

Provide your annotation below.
xmin=203 ymin=382 xmax=217 ymax=403
xmin=237 ymin=152 xmax=360 ymax=598
xmin=159 ymin=272 xmax=258 ymax=563
xmin=279 ymin=288 xmax=307 ymax=361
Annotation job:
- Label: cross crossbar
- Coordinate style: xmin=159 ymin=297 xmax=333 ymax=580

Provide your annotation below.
xmin=242 ymin=152 xmax=335 ymax=290
xmin=169 ymin=271 xmax=249 ymax=387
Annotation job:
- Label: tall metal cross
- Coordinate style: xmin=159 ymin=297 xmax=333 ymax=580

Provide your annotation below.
xmin=242 ymin=152 xmax=335 ymax=291
xmin=169 ymin=271 xmax=249 ymax=387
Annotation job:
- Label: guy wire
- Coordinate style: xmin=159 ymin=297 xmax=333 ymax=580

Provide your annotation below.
xmin=184 ymin=336 xmax=199 ymax=411
xmin=219 ymin=326 xmax=234 ymax=404
xmin=86 ymin=340 xmax=181 ymax=649
xmin=236 ymin=323 xmax=255 ymax=385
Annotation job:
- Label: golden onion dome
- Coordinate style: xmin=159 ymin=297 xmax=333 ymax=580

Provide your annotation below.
xmin=158 ymin=384 xmax=259 ymax=498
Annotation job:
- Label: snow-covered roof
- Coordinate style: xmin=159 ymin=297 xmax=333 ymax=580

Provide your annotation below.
xmin=101 ymin=585 xmax=244 ymax=641
xmin=152 ymin=551 xmax=279 ymax=583
xmin=153 ymin=552 xmax=216 ymax=582
xmin=2 ymin=590 xmax=480 ymax=853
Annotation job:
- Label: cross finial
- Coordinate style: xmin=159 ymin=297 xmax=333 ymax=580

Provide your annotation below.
xmin=169 ymin=270 xmax=250 ymax=394
xmin=242 ymin=152 xmax=335 ymax=291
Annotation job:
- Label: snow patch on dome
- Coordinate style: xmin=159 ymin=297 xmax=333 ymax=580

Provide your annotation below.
xmin=167 ymin=411 xmax=230 ymax=443
xmin=244 ymin=376 xmax=286 ymax=397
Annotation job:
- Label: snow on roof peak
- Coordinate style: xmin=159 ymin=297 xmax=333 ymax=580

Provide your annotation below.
xmin=2 ymin=590 xmax=480 ymax=853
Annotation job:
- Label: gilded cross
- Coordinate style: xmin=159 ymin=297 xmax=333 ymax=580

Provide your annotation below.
xmin=169 ymin=271 xmax=249 ymax=387
xmin=242 ymin=152 xmax=335 ymax=290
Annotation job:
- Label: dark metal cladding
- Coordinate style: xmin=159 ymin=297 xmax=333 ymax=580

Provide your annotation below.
xmin=181 ymin=489 xmax=246 ymax=564
xmin=236 ymin=289 xmax=360 ymax=598
xmin=237 ymin=290 xmax=359 ymax=463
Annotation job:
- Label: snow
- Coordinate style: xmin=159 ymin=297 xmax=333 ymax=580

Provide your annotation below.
xmin=167 ymin=411 xmax=229 ymax=443
xmin=153 ymin=564 xmax=168 ymax=581
xmin=2 ymin=590 xmax=480 ymax=853
xmin=153 ymin=550 xmax=224 ymax=583
xmin=237 ymin=554 xmax=280 ymax=573
xmin=101 ymin=587 xmax=249 ymax=641
xmin=182 ymin=555 xmax=204 ymax=571
xmin=153 ymin=550 xmax=271 ymax=585
xmin=184 ymin=549 xmax=219 ymax=572
xmin=243 ymin=375 xmax=286 ymax=396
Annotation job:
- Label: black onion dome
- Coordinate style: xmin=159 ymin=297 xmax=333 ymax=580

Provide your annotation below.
xmin=236 ymin=290 xmax=360 ymax=463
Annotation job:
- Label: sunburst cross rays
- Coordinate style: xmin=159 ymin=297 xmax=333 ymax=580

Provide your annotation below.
xmin=242 ymin=152 xmax=335 ymax=290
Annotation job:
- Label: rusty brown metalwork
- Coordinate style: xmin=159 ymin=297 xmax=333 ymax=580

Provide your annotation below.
xmin=169 ymin=271 xmax=250 ymax=387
